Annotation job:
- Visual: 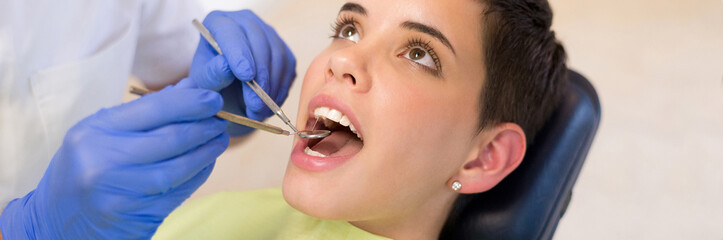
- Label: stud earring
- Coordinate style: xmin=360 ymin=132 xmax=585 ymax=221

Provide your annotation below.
xmin=451 ymin=181 xmax=462 ymax=191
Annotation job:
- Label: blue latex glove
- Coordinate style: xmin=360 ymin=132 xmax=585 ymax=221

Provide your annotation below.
xmin=0 ymin=80 xmax=229 ymax=239
xmin=186 ymin=10 xmax=297 ymax=137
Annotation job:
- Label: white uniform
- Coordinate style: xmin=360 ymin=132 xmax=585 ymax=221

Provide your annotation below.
xmin=0 ymin=0 xmax=203 ymax=207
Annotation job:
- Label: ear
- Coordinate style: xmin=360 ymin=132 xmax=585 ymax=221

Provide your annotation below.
xmin=448 ymin=123 xmax=526 ymax=194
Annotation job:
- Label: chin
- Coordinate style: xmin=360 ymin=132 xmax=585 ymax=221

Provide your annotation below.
xmin=281 ymin=167 xmax=355 ymax=221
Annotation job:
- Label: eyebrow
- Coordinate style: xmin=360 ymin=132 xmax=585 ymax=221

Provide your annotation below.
xmin=339 ymin=2 xmax=456 ymax=55
xmin=339 ymin=2 xmax=367 ymax=16
xmin=401 ymin=21 xmax=456 ymax=55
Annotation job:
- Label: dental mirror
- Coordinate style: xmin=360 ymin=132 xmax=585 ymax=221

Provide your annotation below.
xmin=296 ymin=130 xmax=332 ymax=139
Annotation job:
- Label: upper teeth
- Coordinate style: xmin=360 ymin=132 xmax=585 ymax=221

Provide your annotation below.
xmin=313 ymin=107 xmax=362 ymax=140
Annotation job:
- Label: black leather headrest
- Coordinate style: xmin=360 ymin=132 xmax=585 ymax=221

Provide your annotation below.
xmin=439 ymin=69 xmax=601 ymax=239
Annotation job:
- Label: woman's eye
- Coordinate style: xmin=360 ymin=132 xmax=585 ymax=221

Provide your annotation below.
xmin=405 ymin=47 xmax=436 ymax=70
xmin=337 ymin=24 xmax=360 ymax=43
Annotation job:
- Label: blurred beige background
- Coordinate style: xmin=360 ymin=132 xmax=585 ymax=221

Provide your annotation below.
xmin=165 ymin=0 xmax=722 ymax=239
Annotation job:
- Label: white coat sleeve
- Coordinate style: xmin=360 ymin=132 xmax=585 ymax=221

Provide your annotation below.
xmin=132 ymin=0 xmax=204 ymax=90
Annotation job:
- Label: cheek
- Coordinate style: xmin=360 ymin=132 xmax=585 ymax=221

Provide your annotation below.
xmin=297 ymin=50 xmax=332 ymax=123
xmin=300 ymin=52 xmax=329 ymax=99
xmin=366 ymin=72 xmax=480 ymax=182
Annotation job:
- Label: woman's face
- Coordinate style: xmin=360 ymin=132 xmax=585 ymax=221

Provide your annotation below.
xmin=283 ymin=0 xmax=486 ymax=223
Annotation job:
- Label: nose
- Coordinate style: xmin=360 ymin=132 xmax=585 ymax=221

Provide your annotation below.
xmin=325 ymin=45 xmax=371 ymax=93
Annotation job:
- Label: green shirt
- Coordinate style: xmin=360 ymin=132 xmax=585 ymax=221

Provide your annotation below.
xmin=153 ymin=188 xmax=390 ymax=240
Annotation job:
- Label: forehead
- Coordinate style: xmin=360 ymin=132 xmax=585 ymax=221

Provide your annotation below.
xmin=343 ymin=0 xmax=485 ymax=56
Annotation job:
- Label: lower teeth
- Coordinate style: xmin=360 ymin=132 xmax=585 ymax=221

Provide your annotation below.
xmin=304 ymin=146 xmax=327 ymax=157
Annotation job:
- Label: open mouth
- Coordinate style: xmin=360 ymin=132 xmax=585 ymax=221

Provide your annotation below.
xmin=303 ymin=106 xmax=364 ymax=158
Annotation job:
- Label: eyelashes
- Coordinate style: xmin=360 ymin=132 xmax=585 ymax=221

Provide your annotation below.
xmin=330 ymin=16 xmax=357 ymax=39
xmin=329 ymin=15 xmax=443 ymax=77
xmin=405 ymin=38 xmax=442 ymax=75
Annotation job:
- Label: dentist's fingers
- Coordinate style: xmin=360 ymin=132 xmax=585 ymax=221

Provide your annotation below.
xmin=90 ymin=87 xmax=223 ymax=131
xmin=249 ymin=15 xmax=296 ymax=105
xmin=124 ymin=162 xmax=216 ymax=217
xmin=192 ymin=35 xmax=219 ymax=69
xmin=228 ymin=12 xmax=273 ymax=114
xmin=230 ymin=11 xmax=296 ymax=119
xmin=189 ymin=55 xmax=236 ymax=91
xmin=203 ymin=11 xmax=257 ymax=81
xmin=103 ymin=133 xmax=228 ymax=195
xmin=105 ymin=117 xmax=228 ymax=164
xmin=148 ymin=132 xmax=228 ymax=192
xmin=263 ymin=23 xmax=296 ymax=106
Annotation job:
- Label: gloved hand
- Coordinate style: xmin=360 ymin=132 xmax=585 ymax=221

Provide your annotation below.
xmin=0 ymin=80 xmax=229 ymax=239
xmin=185 ymin=10 xmax=297 ymax=136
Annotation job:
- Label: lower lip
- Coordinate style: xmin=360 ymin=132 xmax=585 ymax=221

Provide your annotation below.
xmin=290 ymin=138 xmax=356 ymax=172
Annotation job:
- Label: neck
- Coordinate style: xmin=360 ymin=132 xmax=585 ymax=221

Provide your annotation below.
xmin=349 ymin=191 xmax=458 ymax=240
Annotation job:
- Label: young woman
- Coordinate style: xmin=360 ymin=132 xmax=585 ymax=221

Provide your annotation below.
xmin=154 ymin=0 xmax=567 ymax=239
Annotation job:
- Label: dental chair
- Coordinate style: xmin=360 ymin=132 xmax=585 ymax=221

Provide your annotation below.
xmin=439 ymin=70 xmax=601 ymax=240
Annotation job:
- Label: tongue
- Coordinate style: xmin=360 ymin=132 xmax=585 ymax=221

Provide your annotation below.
xmin=310 ymin=131 xmax=362 ymax=157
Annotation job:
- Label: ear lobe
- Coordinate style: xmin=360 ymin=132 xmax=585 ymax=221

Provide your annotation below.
xmin=451 ymin=123 xmax=526 ymax=194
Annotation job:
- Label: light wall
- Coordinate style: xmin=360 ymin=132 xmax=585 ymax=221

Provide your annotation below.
xmin=188 ymin=0 xmax=723 ymax=239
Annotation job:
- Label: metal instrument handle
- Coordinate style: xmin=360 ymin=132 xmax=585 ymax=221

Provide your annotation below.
xmin=129 ymin=86 xmax=290 ymax=136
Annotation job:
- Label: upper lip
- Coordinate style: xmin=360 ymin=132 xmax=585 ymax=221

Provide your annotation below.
xmin=307 ymin=94 xmax=363 ymax=138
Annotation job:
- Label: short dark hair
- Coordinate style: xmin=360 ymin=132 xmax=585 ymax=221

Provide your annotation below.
xmin=439 ymin=1 xmax=569 ymax=238
xmin=477 ymin=0 xmax=568 ymax=144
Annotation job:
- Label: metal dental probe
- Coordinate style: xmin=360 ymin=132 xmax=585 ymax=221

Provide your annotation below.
xmin=191 ymin=19 xmax=330 ymax=139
